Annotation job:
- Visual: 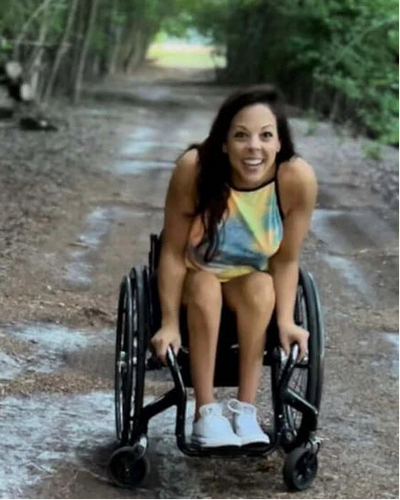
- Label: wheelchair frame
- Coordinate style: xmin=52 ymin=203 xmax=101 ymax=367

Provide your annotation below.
xmin=109 ymin=234 xmax=325 ymax=491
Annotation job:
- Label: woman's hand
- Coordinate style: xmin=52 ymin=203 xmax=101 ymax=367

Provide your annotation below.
xmin=278 ymin=321 xmax=309 ymax=360
xmin=150 ymin=325 xmax=181 ymax=365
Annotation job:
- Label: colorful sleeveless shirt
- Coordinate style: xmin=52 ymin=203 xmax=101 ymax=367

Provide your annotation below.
xmin=185 ymin=176 xmax=284 ymax=282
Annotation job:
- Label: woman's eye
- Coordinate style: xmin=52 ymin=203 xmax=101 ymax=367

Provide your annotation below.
xmin=261 ymin=132 xmax=273 ymax=139
xmin=234 ymin=132 xmax=246 ymax=138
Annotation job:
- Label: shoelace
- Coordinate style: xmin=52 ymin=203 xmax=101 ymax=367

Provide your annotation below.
xmin=200 ymin=404 xmax=222 ymax=417
xmin=227 ymin=399 xmax=255 ymax=415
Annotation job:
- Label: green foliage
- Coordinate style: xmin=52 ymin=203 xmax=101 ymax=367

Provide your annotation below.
xmin=165 ymin=0 xmax=398 ymax=145
xmin=362 ymin=142 xmax=383 ymax=161
xmin=0 ymin=0 xmax=397 ymax=139
xmin=0 ymin=0 xmax=180 ymax=97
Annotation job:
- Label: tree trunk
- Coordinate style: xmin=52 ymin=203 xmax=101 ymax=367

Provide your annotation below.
xmin=123 ymin=28 xmax=145 ymax=73
xmin=108 ymin=23 xmax=123 ymax=74
xmin=26 ymin=1 xmax=51 ymax=98
xmin=13 ymin=0 xmax=54 ymax=60
xmin=99 ymin=0 xmax=120 ymax=75
xmin=72 ymin=0 xmax=99 ymax=103
xmin=43 ymin=0 xmax=79 ymax=101
xmin=329 ymin=91 xmax=342 ymax=123
xmin=69 ymin=0 xmax=86 ymax=93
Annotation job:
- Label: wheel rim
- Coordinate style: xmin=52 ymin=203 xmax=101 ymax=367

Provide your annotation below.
xmin=115 ymin=277 xmax=136 ymax=444
xmin=115 ymin=268 xmax=147 ymax=445
xmin=294 ymin=451 xmax=317 ymax=488
xmin=128 ymin=284 xmax=138 ymax=439
xmin=123 ymin=457 xmax=147 ymax=486
xmin=115 ymin=281 xmax=127 ymax=442
xmin=109 ymin=448 xmax=148 ymax=488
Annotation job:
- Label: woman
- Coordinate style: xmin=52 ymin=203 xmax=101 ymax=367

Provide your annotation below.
xmin=151 ymin=85 xmax=317 ymax=448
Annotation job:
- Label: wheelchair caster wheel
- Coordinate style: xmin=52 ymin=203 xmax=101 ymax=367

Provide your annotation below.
xmin=108 ymin=445 xmax=150 ymax=488
xmin=283 ymin=446 xmax=318 ymax=491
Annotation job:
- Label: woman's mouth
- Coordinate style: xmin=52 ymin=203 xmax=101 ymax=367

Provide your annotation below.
xmin=242 ymin=158 xmax=264 ymax=171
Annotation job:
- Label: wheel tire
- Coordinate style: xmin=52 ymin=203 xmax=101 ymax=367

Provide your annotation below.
xmin=115 ymin=276 xmax=132 ymax=444
xmin=115 ymin=267 xmax=147 ymax=445
xmin=283 ymin=447 xmax=318 ymax=491
xmin=271 ymin=268 xmax=324 ymax=451
xmin=108 ymin=445 xmax=150 ymax=488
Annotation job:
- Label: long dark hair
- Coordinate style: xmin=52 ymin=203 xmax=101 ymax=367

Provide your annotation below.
xmin=187 ymin=85 xmax=296 ymax=262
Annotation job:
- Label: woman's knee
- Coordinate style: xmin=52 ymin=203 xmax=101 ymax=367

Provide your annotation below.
xmin=238 ymin=272 xmax=275 ymax=311
xmin=184 ymin=270 xmax=222 ymax=312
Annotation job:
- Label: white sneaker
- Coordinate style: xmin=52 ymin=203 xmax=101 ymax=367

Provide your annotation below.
xmin=192 ymin=403 xmax=241 ymax=448
xmin=227 ymin=399 xmax=270 ymax=446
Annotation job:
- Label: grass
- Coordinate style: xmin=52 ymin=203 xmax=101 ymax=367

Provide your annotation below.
xmin=362 ymin=142 xmax=383 ymax=161
xmin=147 ymin=43 xmax=226 ymax=69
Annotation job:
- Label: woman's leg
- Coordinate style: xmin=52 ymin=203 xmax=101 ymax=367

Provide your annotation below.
xmin=222 ymin=272 xmax=275 ymax=403
xmin=182 ymin=270 xmax=223 ymax=420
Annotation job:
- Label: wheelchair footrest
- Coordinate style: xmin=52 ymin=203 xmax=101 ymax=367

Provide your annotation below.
xmin=179 ymin=440 xmax=274 ymax=457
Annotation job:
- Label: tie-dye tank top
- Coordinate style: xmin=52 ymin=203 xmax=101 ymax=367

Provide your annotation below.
xmin=185 ymin=177 xmax=284 ymax=282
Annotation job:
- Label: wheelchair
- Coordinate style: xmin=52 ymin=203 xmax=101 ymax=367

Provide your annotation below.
xmin=108 ymin=233 xmax=325 ymax=491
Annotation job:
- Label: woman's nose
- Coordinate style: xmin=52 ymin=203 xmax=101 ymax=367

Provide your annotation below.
xmin=248 ymin=135 xmax=261 ymax=149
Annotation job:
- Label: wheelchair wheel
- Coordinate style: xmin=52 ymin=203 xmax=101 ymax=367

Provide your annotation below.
xmin=115 ymin=267 xmax=147 ymax=445
xmin=283 ymin=446 xmax=318 ymax=491
xmin=272 ymin=268 xmax=324 ymax=451
xmin=108 ymin=442 xmax=150 ymax=488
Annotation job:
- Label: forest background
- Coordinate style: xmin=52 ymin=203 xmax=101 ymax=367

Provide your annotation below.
xmin=0 ymin=0 xmax=398 ymax=145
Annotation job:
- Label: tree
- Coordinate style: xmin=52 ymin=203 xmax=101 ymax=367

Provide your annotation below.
xmin=165 ymin=0 xmax=398 ymax=144
xmin=43 ymin=0 xmax=79 ymax=100
xmin=72 ymin=0 xmax=99 ymax=103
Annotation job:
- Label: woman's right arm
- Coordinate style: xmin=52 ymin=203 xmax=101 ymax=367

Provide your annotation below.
xmin=150 ymin=149 xmax=198 ymax=364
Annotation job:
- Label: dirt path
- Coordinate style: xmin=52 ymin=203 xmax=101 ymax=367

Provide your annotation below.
xmin=0 ymin=67 xmax=398 ymax=499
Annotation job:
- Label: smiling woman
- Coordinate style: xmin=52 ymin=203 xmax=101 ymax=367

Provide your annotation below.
xmin=151 ymin=85 xmax=318 ymax=448
xmin=223 ymin=105 xmax=281 ymax=189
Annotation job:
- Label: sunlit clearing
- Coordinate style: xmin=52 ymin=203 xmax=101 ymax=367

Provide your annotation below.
xmin=148 ymin=42 xmax=226 ymax=69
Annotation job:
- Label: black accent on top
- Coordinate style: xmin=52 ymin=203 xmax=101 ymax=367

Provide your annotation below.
xmin=227 ymin=176 xmax=275 ymax=192
xmin=274 ymin=162 xmax=285 ymax=221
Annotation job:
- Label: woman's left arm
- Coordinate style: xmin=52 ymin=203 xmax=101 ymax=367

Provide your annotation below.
xmin=269 ymin=158 xmax=318 ymax=359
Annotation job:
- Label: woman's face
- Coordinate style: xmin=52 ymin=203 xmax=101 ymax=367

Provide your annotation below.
xmin=223 ymin=104 xmax=281 ymax=189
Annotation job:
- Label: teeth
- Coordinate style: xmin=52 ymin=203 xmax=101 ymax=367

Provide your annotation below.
xmin=243 ymin=159 xmax=263 ymax=166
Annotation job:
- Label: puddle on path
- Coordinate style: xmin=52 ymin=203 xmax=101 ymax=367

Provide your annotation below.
xmin=0 ymin=388 xmax=195 ymax=498
xmin=1 ymin=323 xmax=112 ymax=377
xmin=126 ymin=127 xmax=155 ymax=141
xmin=0 ymin=392 xmax=114 ymax=498
xmin=311 ymin=206 xmax=398 ymax=301
xmin=64 ymin=206 xmax=148 ymax=288
xmin=382 ymin=332 xmax=399 ymax=376
xmin=64 ymin=207 xmax=114 ymax=287
xmin=312 ymin=208 xmax=397 ymax=253
xmin=0 ymin=351 xmax=22 ymax=380
xmin=0 ymin=323 xmax=111 ymax=496
xmin=0 ymin=319 xmax=200 ymax=498
xmin=121 ymin=140 xmax=183 ymax=158
xmin=113 ymin=159 xmax=172 ymax=176
xmin=322 ymin=254 xmax=375 ymax=299
xmin=64 ymin=250 xmax=93 ymax=286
